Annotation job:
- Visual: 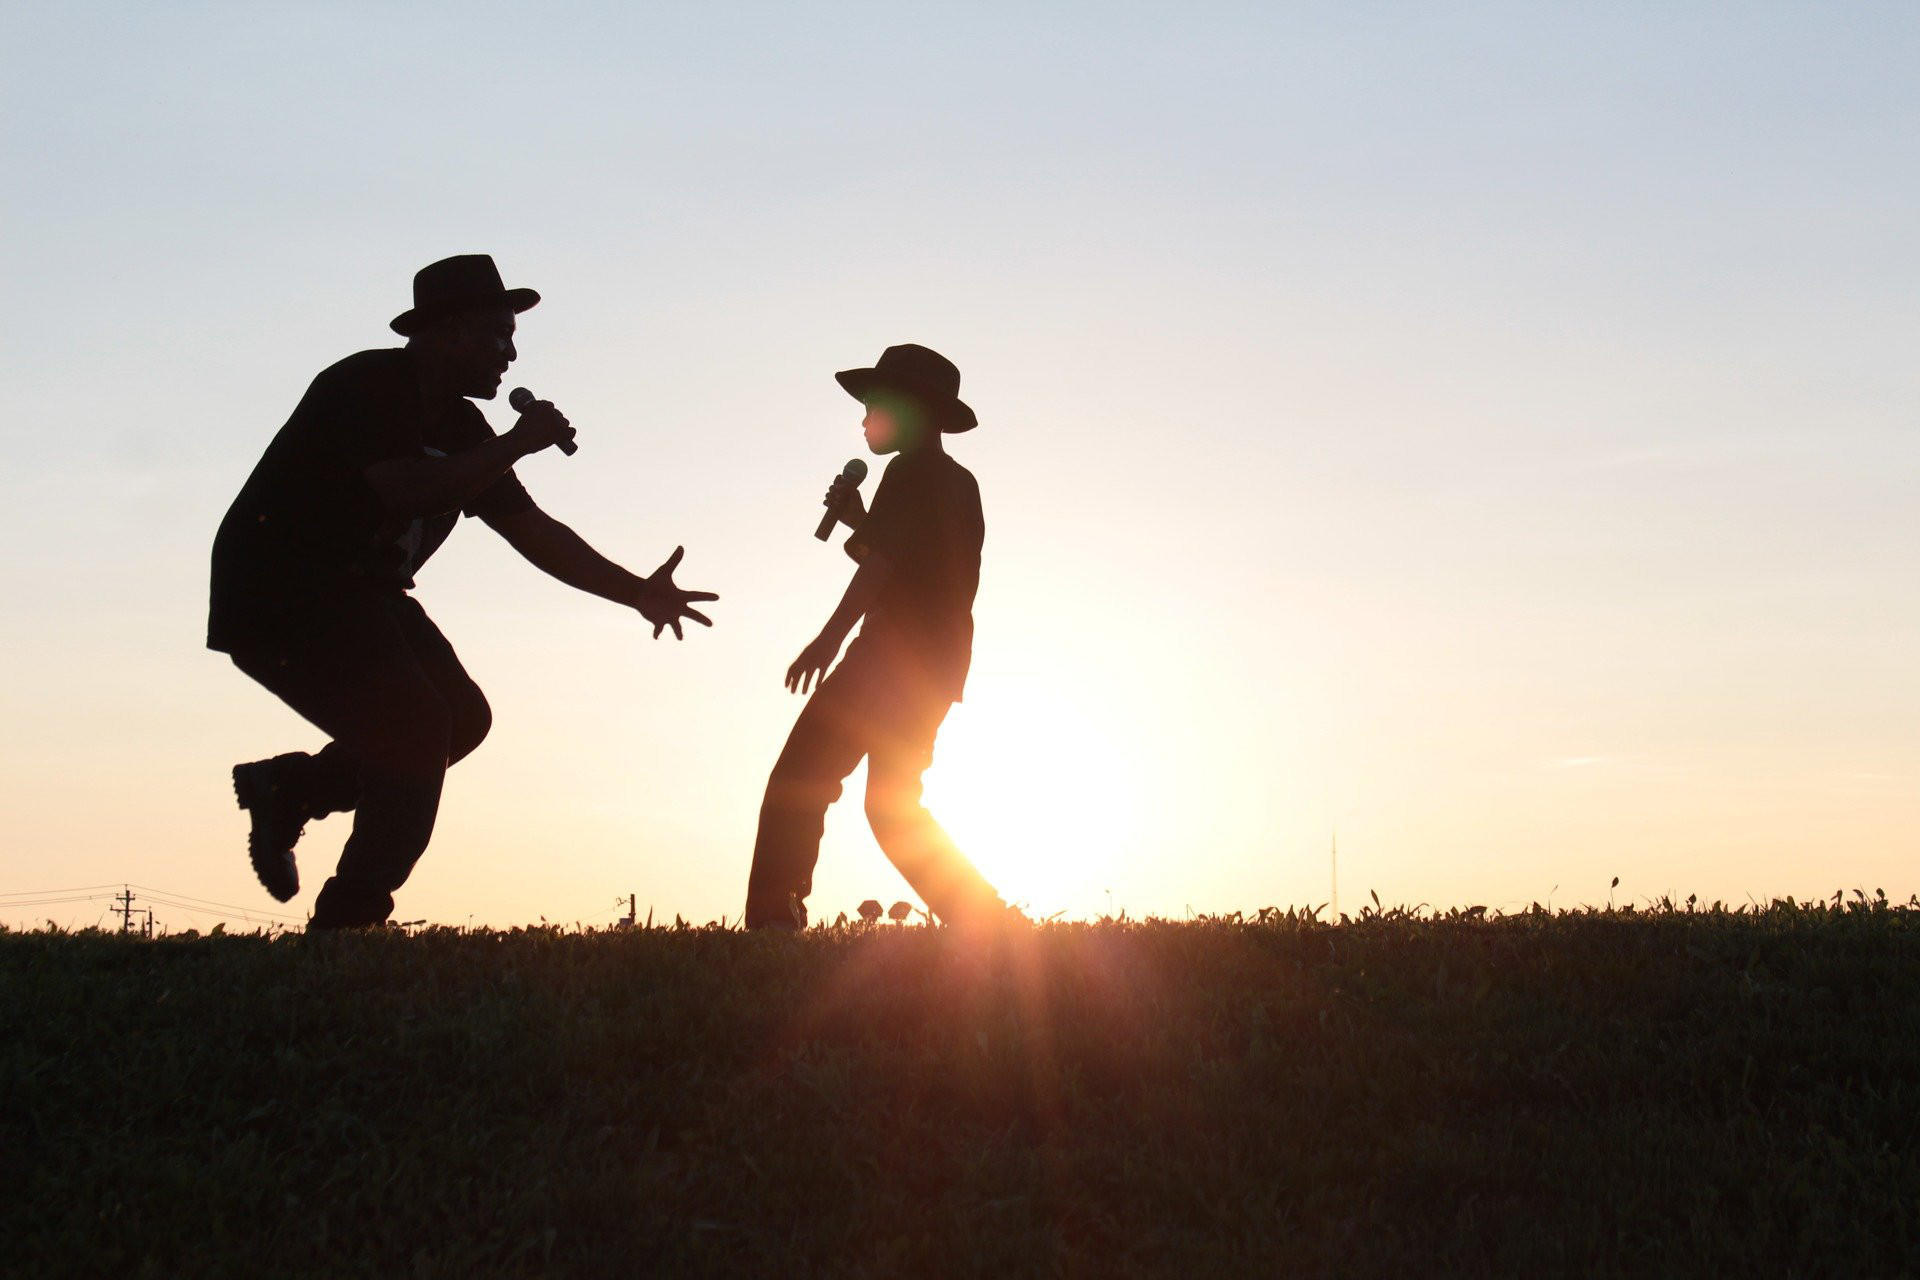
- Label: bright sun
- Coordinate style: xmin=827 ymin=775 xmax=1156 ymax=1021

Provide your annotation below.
xmin=920 ymin=674 xmax=1143 ymax=918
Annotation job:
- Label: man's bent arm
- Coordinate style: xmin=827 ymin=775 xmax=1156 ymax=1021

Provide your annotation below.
xmin=364 ymin=434 xmax=529 ymax=519
xmin=487 ymin=505 xmax=645 ymax=606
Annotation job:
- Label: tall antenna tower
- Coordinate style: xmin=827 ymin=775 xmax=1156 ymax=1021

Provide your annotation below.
xmin=1330 ymin=830 xmax=1340 ymax=920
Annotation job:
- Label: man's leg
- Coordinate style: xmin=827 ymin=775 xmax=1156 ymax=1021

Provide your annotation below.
xmin=232 ymin=744 xmax=359 ymax=824
xmin=231 ymin=596 xmax=461 ymax=928
xmin=236 ymin=599 xmax=492 ymax=832
xmin=744 ymin=667 xmax=871 ymax=930
xmin=386 ymin=595 xmax=493 ymax=768
xmin=865 ymin=698 xmax=1007 ymax=926
xmin=313 ymin=599 xmax=490 ymax=926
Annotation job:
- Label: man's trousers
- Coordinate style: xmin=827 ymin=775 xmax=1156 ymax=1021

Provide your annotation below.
xmin=230 ymin=590 xmax=490 ymax=928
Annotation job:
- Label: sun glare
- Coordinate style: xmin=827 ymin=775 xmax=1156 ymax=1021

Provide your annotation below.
xmin=921 ymin=675 xmax=1143 ymax=918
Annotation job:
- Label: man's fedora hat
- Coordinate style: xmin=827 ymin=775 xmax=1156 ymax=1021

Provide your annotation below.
xmin=835 ymin=343 xmax=977 ymax=433
xmin=389 ymin=254 xmax=540 ymax=336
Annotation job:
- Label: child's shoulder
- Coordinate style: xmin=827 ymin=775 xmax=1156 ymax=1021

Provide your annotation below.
xmin=887 ymin=449 xmax=976 ymax=482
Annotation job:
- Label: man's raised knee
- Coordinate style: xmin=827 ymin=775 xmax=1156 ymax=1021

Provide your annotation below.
xmin=448 ymin=688 xmax=492 ymax=764
xmin=364 ymin=695 xmax=454 ymax=781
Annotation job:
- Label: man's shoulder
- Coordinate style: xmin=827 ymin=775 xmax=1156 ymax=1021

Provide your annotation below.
xmin=299 ymin=347 xmax=408 ymax=408
xmin=274 ymin=351 xmax=412 ymax=450
xmin=308 ymin=347 xmax=409 ymax=397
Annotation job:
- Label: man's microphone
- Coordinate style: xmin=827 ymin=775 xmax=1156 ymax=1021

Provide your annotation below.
xmin=508 ymin=387 xmax=578 ymax=456
xmin=814 ymin=458 xmax=869 ymax=540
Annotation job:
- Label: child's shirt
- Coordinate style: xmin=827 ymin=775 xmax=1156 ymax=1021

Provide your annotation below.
xmin=844 ymin=449 xmax=984 ymax=702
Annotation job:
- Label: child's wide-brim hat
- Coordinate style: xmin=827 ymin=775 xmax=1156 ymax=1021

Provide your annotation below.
xmin=390 ymin=254 xmax=540 ymax=336
xmin=835 ymin=343 xmax=977 ymax=433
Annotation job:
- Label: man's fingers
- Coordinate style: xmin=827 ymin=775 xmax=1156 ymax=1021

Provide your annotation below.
xmin=683 ymin=590 xmax=719 ymax=603
xmin=683 ymin=608 xmax=712 ymax=627
xmin=659 ymin=546 xmax=685 ymax=575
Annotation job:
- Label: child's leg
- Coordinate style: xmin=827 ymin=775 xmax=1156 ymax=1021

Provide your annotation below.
xmin=865 ymin=701 xmax=1007 ymax=926
xmin=745 ymin=670 xmax=872 ymax=929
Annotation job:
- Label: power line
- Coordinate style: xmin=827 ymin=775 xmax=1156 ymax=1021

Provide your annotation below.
xmin=0 ymin=893 xmax=124 ymax=908
xmin=125 ymin=885 xmax=302 ymax=923
xmin=1 ymin=882 xmax=303 ymax=931
xmin=0 ymin=883 xmax=128 ymax=899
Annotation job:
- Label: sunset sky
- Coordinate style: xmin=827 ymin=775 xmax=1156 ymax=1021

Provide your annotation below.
xmin=2 ymin=4 xmax=1914 ymax=931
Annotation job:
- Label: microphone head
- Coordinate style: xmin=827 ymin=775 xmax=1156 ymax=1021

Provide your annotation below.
xmin=508 ymin=386 xmax=534 ymax=411
xmin=842 ymin=458 xmax=869 ymax=485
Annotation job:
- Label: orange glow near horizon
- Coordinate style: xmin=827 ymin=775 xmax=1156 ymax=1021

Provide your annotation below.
xmin=921 ymin=676 xmax=1147 ymax=919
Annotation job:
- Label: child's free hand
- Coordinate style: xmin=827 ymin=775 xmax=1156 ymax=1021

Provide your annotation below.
xmin=785 ymin=634 xmax=842 ymax=694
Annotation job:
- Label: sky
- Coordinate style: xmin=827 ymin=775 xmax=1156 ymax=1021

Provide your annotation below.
xmin=1 ymin=2 xmax=1915 ymax=932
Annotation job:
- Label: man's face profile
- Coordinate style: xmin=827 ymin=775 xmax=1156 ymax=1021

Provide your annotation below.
xmin=424 ymin=306 xmax=518 ymax=400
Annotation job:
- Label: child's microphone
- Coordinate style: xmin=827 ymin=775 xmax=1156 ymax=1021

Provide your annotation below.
xmin=814 ymin=458 xmax=869 ymax=540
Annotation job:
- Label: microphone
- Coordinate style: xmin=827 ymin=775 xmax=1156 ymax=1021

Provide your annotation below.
xmin=814 ymin=458 xmax=869 ymax=540
xmin=507 ymin=386 xmax=578 ymax=456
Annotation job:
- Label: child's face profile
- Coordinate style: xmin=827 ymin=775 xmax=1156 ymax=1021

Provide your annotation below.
xmin=861 ymin=392 xmax=925 ymax=455
xmin=861 ymin=403 xmax=900 ymax=454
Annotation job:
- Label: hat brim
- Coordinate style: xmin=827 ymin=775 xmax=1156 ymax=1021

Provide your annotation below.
xmin=835 ymin=367 xmax=977 ymax=433
xmin=390 ymin=286 xmax=541 ymax=337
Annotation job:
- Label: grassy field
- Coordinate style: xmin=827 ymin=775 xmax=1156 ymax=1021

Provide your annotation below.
xmin=5 ymin=897 xmax=1919 ymax=1277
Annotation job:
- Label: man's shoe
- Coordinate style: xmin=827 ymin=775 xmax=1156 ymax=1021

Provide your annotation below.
xmin=232 ymin=755 xmax=309 ymax=902
xmin=308 ymin=879 xmax=396 ymax=931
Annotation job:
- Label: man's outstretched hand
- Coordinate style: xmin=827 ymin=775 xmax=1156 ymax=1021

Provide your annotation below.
xmin=635 ymin=547 xmax=717 ymax=640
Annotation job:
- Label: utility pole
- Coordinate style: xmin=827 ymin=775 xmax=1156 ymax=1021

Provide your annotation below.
xmin=111 ymin=886 xmax=138 ymax=935
xmin=618 ymin=894 xmax=636 ymax=929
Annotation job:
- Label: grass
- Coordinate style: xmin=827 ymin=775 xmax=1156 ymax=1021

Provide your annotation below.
xmin=5 ymin=896 xmax=1920 ymax=1277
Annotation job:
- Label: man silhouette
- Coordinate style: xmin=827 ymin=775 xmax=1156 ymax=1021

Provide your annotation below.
xmin=209 ymin=254 xmax=715 ymax=929
xmin=744 ymin=344 xmax=1009 ymax=931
